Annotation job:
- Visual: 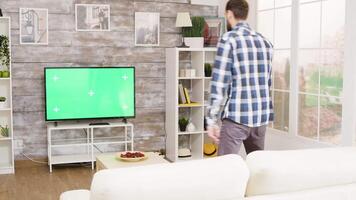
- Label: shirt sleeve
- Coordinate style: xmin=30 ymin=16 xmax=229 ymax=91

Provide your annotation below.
xmin=206 ymin=35 xmax=233 ymax=127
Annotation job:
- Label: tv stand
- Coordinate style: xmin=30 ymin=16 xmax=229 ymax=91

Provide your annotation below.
xmin=89 ymin=122 xmax=110 ymax=126
xmin=47 ymin=122 xmax=134 ymax=173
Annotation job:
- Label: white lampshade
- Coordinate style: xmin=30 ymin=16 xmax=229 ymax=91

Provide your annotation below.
xmin=176 ymin=12 xmax=192 ymax=28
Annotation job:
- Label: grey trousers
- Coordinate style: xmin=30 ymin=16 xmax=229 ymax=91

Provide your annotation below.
xmin=218 ymin=119 xmax=267 ymax=156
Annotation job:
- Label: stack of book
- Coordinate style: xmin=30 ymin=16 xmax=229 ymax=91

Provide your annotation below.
xmin=178 ymin=83 xmax=200 ymax=106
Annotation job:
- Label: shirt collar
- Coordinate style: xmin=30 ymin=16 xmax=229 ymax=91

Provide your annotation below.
xmin=232 ymin=21 xmax=250 ymax=31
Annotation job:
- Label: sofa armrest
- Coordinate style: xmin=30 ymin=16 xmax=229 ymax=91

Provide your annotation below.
xmin=59 ymin=189 xmax=90 ymax=200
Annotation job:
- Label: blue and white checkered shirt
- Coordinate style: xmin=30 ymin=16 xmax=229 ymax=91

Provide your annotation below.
xmin=207 ymin=22 xmax=274 ymax=128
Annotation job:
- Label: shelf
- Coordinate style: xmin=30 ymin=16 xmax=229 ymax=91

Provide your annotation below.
xmin=178 ymin=131 xmax=203 ymax=135
xmin=166 ymin=48 xmax=217 ymax=162
xmin=0 ymin=165 xmax=14 ymax=169
xmin=178 ymin=77 xmax=204 ymax=80
xmin=0 ymin=165 xmax=14 ymax=174
xmin=93 ymin=140 xmax=131 ymax=145
xmin=0 ymin=137 xmax=12 ymax=141
xmin=51 ymin=143 xmax=90 ymax=148
xmin=47 ymin=122 xmax=133 ymax=130
xmin=177 ymin=156 xmax=202 ymax=162
xmin=48 ymin=122 xmax=134 ymax=172
xmin=0 ymin=17 xmax=14 ymax=175
xmin=51 ymin=154 xmax=94 ymax=164
xmin=176 ymin=47 xmax=217 ymax=52
xmin=51 ymin=136 xmax=131 ymax=148
xmin=179 ymin=103 xmax=203 ymax=108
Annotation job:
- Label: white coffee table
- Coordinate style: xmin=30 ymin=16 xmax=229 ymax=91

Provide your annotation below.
xmin=96 ymin=152 xmax=169 ymax=171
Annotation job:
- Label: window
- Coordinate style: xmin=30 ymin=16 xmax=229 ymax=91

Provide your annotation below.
xmin=257 ymin=0 xmax=345 ymax=144
xmin=298 ymin=0 xmax=345 ymax=144
xmin=257 ymin=0 xmax=291 ymax=132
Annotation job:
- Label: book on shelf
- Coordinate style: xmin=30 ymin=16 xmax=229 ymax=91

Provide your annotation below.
xmin=178 ymin=84 xmax=187 ymax=104
xmin=178 ymin=83 xmax=202 ymax=106
xmin=183 ymin=87 xmax=191 ymax=104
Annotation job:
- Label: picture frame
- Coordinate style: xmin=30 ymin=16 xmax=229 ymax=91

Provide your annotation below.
xmin=204 ymin=17 xmax=226 ymax=47
xmin=19 ymin=8 xmax=48 ymax=45
xmin=135 ymin=12 xmax=160 ymax=47
xmin=75 ymin=4 xmax=111 ymax=32
xmin=191 ymin=0 xmax=219 ymax=6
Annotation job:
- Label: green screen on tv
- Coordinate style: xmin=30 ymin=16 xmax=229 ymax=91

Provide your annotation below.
xmin=45 ymin=67 xmax=135 ymax=121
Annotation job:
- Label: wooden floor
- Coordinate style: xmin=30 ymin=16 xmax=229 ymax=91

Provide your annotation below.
xmin=0 ymin=161 xmax=95 ymax=200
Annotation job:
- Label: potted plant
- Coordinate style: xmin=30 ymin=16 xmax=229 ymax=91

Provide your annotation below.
xmin=0 ymin=125 xmax=9 ymax=137
xmin=178 ymin=117 xmax=189 ymax=132
xmin=182 ymin=17 xmax=205 ymax=48
xmin=0 ymin=35 xmax=10 ymax=78
xmin=0 ymin=97 xmax=6 ymax=108
xmin=205 ymin=63 xmax=212 ymax=77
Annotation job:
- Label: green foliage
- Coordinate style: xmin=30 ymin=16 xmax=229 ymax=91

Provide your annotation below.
xmin=204 ymin=63 xmax=212 ymax=77
xmin=0 ymin=35 xmax=10 ymax=69
xmin=0 ymin=96 xmax=6 ymax=102
xmin=178 ymin=117 xmax=189 ymax=132
xmin=303 ymin=70 xmax=343 ymax=107
xmin=182 ymin=17 xmax=205 ymax=37
xmin=1 ymin=70 xmax=9 ymax=77
xmin=0 ymin=125 xmax=9 ymax=137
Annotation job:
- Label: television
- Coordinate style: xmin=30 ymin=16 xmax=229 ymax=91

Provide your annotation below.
xmin=44 ymin=67 xmax=135 ymax=121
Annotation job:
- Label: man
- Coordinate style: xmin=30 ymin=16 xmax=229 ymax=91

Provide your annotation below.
xmin=206 ymin=0 xmax=274 ymax=155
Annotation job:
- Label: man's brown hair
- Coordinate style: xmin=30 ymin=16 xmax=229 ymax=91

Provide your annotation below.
xmin=226 ymin=0 xmax=249 ymax=20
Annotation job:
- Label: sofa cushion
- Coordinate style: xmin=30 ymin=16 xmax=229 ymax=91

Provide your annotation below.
xmin=60 ymin=189 xmax=90 ymax=200
xmin=245 ymin=183 xmax=356 ymax=200
xmin=90 ymin=154 xmax=249 ymax=200
xmin=245 ymin=147 xmax=356 ymax=196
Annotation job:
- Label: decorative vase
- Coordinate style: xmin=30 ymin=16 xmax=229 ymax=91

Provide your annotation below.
xmin=185 ymin=69 xmax=196 ymax=78
xmin=187 ymin=122 xmax=196 ymax=132
xmin=0 ymin=102 xmax=5 ymax=108
xmin=205 ymin=64 xmax=212 ymax=77
xmin=179 ymin=69 xmax=186 ymax=77
xmin=179 ymin=123 xmax=188 ymax=132
xmin=184 ymin=37 xmax=204 ymax=48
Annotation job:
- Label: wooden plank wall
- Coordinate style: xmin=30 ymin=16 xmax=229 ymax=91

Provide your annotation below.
xmin=0 ymin=0 xmax=217 ymax=158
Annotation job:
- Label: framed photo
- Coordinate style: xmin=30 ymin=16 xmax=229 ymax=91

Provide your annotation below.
xmin=191 ymin=0 xmax=219 ymax=6
xmin=75 ymin=4 xmax=110 ymax=31
xmin=19 ymin=8 xmax=48 ymax=45
xmin=204 ymin=17 xmax=226 ymax=47
xmin=135 ymin=12 xmax=160 ymax=47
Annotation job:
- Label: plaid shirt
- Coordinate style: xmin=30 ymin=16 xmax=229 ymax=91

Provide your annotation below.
xmin=206 ymin=22 xmax=274 ymax=128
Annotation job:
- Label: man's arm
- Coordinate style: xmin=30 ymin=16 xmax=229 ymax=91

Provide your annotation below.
xmin=206 ymin=35 xmax=233 ymax=127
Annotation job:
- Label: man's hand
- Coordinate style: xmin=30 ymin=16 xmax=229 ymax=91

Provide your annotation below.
xmin=207 ymin=125 xmax=220 ymax=144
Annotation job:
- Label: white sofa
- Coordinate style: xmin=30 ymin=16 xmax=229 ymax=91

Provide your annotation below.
xmin=60 ymin=147 xmax=356 ymax=200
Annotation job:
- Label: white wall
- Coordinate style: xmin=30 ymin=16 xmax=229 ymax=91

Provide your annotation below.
xmin=0 ymin=19 xmax=9 ymax=37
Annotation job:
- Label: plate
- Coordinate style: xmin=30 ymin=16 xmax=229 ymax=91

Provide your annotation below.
xmin=116 ymin=151 xmax=148 ymax=162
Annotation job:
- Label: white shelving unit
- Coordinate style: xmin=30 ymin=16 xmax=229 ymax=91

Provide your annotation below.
xmin=166 ymin=48 xmax=217 ymax=162
xmin=0 ymin=17 xmax=14 ymax=174
xmin=47 ymin=122 xmax=134 ymax=172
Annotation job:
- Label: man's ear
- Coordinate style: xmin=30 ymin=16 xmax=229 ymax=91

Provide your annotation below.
xmin=226 ymin=10 xmax=234 ymax=21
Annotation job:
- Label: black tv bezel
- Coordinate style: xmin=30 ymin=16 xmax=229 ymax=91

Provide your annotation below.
xmin=44 ymin=67 xmax=136 ymax=122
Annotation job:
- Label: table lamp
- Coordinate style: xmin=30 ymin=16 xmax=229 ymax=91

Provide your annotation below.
xmin=176 ymin=12 xmax=192 ymax=48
